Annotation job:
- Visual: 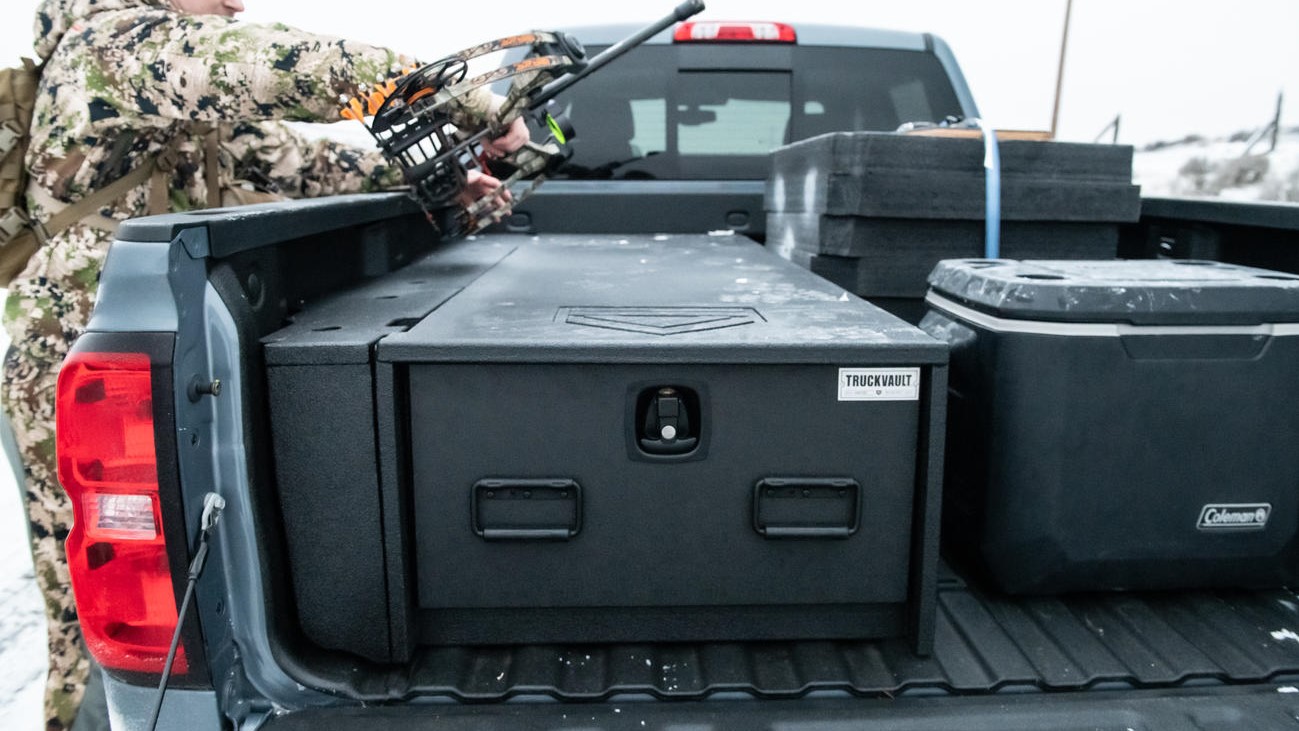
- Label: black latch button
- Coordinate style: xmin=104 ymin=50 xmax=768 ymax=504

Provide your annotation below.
xmin=473 ymin=479 xmax=581 ymax=541
xmin=637 ymin=386 xmax=699 ymax=456
xmin=754 ymin=478 xmax=860 ymax=539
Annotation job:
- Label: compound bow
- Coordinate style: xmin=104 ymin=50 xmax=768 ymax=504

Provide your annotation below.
xmin=342 ymin=0 xmax=706 ymax=236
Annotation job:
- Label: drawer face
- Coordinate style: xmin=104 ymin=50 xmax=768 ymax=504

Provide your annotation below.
xmin=407 ymin=362 xmax=923 ymax=610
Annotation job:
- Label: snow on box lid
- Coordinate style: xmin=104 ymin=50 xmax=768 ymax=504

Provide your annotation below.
xmin=927 ymin=258 xmax=1299 ymax=326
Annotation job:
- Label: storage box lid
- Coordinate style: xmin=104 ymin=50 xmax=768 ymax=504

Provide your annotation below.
xmin=765 ymin=132 xmax=1140 ymax=222
xmin=262 ymin=240 xmax=514 ymax=365
xmin=379 ymin=234 xmax=946 ymax=364
xmin=927 ymin=259 xmax=1299 ymax=325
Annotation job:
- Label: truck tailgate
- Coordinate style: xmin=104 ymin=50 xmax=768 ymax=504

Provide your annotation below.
xmin=262 ymin=686 xmax=1299 ymax=730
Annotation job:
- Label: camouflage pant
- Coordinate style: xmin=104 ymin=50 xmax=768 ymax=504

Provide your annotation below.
xmin=3 ymin=224 xmax=111 ymax=731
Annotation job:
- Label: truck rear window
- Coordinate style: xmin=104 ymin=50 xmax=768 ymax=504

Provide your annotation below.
xmin=550 ymin=45 xmax=964 ymax=181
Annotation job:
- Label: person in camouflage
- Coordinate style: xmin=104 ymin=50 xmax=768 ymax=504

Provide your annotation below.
xmin=3 ymin=0 xmax=527 ymax=728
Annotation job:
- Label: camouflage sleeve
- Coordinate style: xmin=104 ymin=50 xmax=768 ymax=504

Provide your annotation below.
xmin=80 ymin=11 xmax=416 ymax=123
xmin=228 ymin=121 xmax=404 ymax=197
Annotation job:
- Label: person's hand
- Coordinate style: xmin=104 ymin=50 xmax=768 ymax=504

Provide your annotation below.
xmin=464 ymin=169 xmax=512 ymax=204
xmin=481 ymin=116 xmax=529 ymax=159
xmin=458 ymin=168 xmax=513 ymax=224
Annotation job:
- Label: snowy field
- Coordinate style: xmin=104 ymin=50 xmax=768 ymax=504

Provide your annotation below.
xmin=1134 ymin=128 xmax=1299 ymax=202
xmin=0 ymin=128 xmax=1294 ymax=729
xmin=0 ymin=327 xmax=46 ymax=731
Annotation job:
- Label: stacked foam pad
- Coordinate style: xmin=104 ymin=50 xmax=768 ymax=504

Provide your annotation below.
xmin=764 ymin=132 xmax=1141 ymax=317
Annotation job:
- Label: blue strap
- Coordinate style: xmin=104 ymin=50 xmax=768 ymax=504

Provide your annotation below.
xmin=971 ymin=118 xmax=1001 ymax=259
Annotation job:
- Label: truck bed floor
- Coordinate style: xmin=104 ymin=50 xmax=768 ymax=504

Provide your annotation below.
xmin=402 ymin=570 xmax=1299 ymax=702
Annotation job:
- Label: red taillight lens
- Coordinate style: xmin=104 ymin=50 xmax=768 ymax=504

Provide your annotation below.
xmin=673 ymin=21 xmax=797 ymax=43
xmin=56 ymin=350 xmax=185 ymax=674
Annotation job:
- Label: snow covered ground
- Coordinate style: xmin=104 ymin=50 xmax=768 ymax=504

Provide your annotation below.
xmin=0 ymin=126 xmax=1294 ymax=729
xmin=0 ymin=330 xmax=46 ymax=731
xmin=1133 ymin=127 xmax=1299 ymax=202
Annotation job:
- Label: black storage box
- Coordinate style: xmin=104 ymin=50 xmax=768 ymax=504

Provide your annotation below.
xmin=765 ymin=132 xmax=1141 ymax=311
xmin=921 ymin=258 xmax=1299 ymax=594
xmin=265 ymin=234 xmax=949 ymax=659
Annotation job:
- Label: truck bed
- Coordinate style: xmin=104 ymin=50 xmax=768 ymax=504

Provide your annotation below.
xmin=261 ymin=561 xmax=1299 ymax=729
xmin=345 ymin=563 xmax=1299 ymax=702
xmin=99 ymin=194 xmax=1299 ymax=730
xmin=234 ymin=216 xmax=1299 ymax=706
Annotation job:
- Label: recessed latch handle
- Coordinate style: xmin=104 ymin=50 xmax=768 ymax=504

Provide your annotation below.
xmin=639 ymin=387 xmax=698 ymax=455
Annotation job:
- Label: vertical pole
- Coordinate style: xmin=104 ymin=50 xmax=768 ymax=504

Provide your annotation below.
xmin=1270 ymin=92 xmax=1283 ymax=154
xmin=1050 ymin=0 xmax=1074 ymax=139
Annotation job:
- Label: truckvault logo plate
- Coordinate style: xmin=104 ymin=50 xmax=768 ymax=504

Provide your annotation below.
xmin=838 ymin=368 xmax=920 ymax=401
xmin=1197 ymin=503 xmax=1271 ymax=531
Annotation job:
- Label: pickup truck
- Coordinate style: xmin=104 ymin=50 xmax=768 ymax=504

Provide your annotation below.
xmin=56 ymin=15 xmax=1299 ymax=731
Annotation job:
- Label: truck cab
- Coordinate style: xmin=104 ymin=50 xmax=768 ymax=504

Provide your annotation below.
xmin=511 ymin=21 xmax=976 ymax=236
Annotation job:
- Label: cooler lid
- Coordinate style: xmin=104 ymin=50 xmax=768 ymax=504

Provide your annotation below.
xmin=927 ymin=259 xmax=1299 ymax=325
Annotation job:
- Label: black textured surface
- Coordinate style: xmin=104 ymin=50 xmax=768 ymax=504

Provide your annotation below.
xmin=263 ymin=239 xmax=515 ymax=365
xmin=384 ymin=235 xmax=946 ymax=648
xmin=768 ymin=217 xmax=1117 ymax=299
xmin=767 ymin=214 xmax=1119 ymax=258
xmin=262 ymin=240 xmax=515 ymax=664
xmin=927 ymin=258 xmax=1299 ymax=325
xmin=923 ymin=286 xmax=1299 ymax=594
xmin=501 ymin=182 xmax=767 ymax=236
xmin=1142 ymin=196 xmax=1299 ymax=232
xmin=265 ymin=233 xmax=947 ymax=656
xmin=765 ymin=133 xmax=1140 ymax=221
xmin=406 ymin=362 xmax=921 ymax=642
xmin=369 ymin=581 xmax=1299 ymax=702
xmin=265 ymin=363 xmax=393 ymax=663
xmin=116 ymin=192 xmax=422 ymax=247
xmin=378 ymin=234 xmax=946 ymax=364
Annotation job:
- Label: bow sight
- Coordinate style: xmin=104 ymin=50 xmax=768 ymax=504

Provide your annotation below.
xmin=343 ymin=0 xmax=706 ymax=236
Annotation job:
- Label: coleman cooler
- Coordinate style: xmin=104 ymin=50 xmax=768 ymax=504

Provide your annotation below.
xmin=265 ymin=234 xmax=948 ymax=659
xmin=921 ymin=258 xmax=1299 ymax=595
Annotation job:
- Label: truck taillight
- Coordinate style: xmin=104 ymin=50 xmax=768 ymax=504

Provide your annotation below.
xmin=56 ymin=350 xmax=185 ymax=674
xmin=673 ymin=21 xmax=796 ymax=43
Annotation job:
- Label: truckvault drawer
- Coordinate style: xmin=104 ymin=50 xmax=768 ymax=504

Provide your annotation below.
xmin=266 ymin=233 xmax=947 ymax=659
xmin=922 ymin=258 xmax=1299 ymax=594
xmin=378 ymin=234 xmax=948 ymax=652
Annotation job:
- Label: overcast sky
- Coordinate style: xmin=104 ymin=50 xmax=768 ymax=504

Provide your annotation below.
xmin=2 ymin=0 xmax=1296 ymax=146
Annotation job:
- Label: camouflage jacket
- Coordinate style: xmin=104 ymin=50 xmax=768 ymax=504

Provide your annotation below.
xmin=23 ymin=0 xmax=432 ymax=221
xmin=6 ymin=0 xmax=485 ymax=365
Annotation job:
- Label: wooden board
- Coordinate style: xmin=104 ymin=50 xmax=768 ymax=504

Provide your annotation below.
xmin=904 ymin=128 xmax=1053 ymax=141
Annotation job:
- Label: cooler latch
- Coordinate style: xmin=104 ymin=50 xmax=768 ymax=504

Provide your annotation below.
xmin=473 ymin=479 xmax=581 ymax=541
xmin=753 ymin=478 xmax=860 ymax=539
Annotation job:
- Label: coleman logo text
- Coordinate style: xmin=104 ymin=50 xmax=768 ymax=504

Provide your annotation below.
xmin=1197 ymin=503 xmax=1271 ymax=531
